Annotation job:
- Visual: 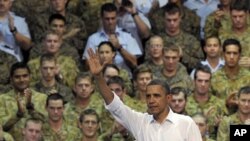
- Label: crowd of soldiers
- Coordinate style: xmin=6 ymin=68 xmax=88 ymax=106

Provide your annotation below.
xmin=1 ymin=0 xmax=250 ymax=141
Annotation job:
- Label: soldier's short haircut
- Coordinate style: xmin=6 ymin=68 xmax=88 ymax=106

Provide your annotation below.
xmin=147 ymin=79 xmax=170 ymax=95
xmin=170 ymin=86 xmax=188 ymax=100
xmin=194 ymin=64 xmax=212 ymax=80
xmin=163 ymin=2 xmax=181 ymax=15
xmin=79 ymin=108 xmax=100 ymax=123
xmin=230 ymin=0 xmax=248 ymax=12
xmin=98 ymin=41 xmax=116 ymax=52
xmin=107 ymin=76 xmax=125 ymax=90
xmin=74 ymin=72 xmax=94 ymax=85
xmin=46 ymin=93 xmax=65 ymax=107
xmin=238 ymin=86 xmax=250 ymax=97
xmin=24 ymin=113 xmax=44 ymax=128
xmin=10 ymin=62 xmax=31 ymax=77
xmin=102 ymin=64 xmax=120 ymax=75
xmin=43 ymin=30 xmax=62 ymax=40
xmin=39 ymin=53 xmax=57 ymax=65
xmin=162 ymin=44 xmax=181 ymax=55
xmin=222 ymin=38 xmax=242 ymax=53
xmin=48 ymin=13 xmax=66 ymax=25
xmin=100 ymin=3 xmax=117 ymax=17
xmin=133 ymin=65 xmax=153 ymax=80
xmin=205 ymin=36 xmax=222 ymax=46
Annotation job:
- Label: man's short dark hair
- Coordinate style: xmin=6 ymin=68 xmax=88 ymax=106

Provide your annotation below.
xmin=10 ymin=62 xmax=31 ymax=77
xmin=133 ymin=65 xmax=152 ymax=81
xmin=107 ymin=76 xmax=125 ymax=90
xmin=40 ymin=53 xmax=57 ymax=65
xmin=163 ymin=3 xmax=181 ymax=15
xmin=48 ymin=13 xmax=66 ymax=25
xmin=205 ymin=36 xmax=222 ymax=47
xmin=100 ymin=3 xmax=117 ymax=17
xmin=79 ymin=108 xmax=100 ymax=123
xmin=194 ymin=64 xmax=212 ymax=80
xmin=222 ymin=38 xmax=242 ymax=53
xmin=147 ymin=79 xmax=170 ymax=95
xmin=46 ymin=93 xmax=65 ymax=107
xmin=238 ymin=86 xmax=250 ymax=97
xmin=230 ymin=0 xmax=248 ymax=12
xmin=170 ymin=87 xmax=188 ymax=100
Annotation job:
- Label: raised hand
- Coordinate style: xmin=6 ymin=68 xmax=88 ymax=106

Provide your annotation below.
xmin=87 ymin=48 xmax=103 ymax=76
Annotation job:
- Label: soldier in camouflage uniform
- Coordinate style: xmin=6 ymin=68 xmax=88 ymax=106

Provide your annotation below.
xmin=0 ymin=125 xmax=14 ymax=141
xmin=22 ymin=117 xmax=44 ymax=141
xmin=211 ymin=39 xmax=250 ymax=100
xmin=33 ymin=54 xmax=74 ymax=103
xmin=217 ymin=86 xmax=250 ymax=141
xmin=158 ymin=3 xmax=204 ymax=72
xmin=30 ymin=0 xmax=87 ymax=56
xmin=28 ymin=31 xmax=79 ymax=88
xmin=149 ymin=0 xmax=200 ymax=39
xmin=154 ymin=46 xmax=194 ymax=94
xmin=204 ymin=0 xmax=232 ymax=38
xmin=64 ymin=72 xmax=103 ymax=127
xmin=100 ymin=76 xmax=146 ymax=141
xmin=0 ymin=62 xmax=47 ymax=141
xmin=185 ymin=65 xmax=228 ymax=139
xmin=43 ymin=94 xmax=81 ymax=141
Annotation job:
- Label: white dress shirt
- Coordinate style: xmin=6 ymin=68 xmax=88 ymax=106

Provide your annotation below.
xmin=106 ymin=94 xmax=202 ymax=141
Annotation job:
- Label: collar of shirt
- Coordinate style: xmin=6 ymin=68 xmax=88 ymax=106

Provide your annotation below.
xmin=201 ymin=58 xmax=225 ymax=72
xmin=98 ymin=26 xmax=121 ymax=38
xmin=149 ymin=108 xmax=176 ymax=124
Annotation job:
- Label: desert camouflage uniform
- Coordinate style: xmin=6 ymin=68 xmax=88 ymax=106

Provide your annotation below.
xmin=160 ymin=31 xmax=204 ymax=71
xmin=154 ymin=63 xmax=194 ymax=94
xmin=1 ymin=132 xmax=14 ymax=141
xmin=33 ymin=81 xmax=74 ymax=103
xmin=0 ymin=51 xmax=17 ymax=94
xmin=217 ymin=112 xmax=245 ymax=141
xmin=186 ymin=94 xmax=228 ymax=139
xmin=28 ymin=55 xmax=79 ymax=88
xmin=43 ymin=119 xmax=81 ymax=141
xmin=211 ymin=67 xmax=250 ymax=99
xmin=149 ymin=5 xmax=200 ymax=39
xmin=64 ymin=92 xmax=103 ymax=127
xmin=204 ymin=11 xmax=231 ymax=38
xmin=0 ymin=89 xmax=47 ymax=141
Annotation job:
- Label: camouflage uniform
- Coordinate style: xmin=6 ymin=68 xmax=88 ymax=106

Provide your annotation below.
xmin=185 ymin=94 xmax=228 ymax=139
xmin=68 ymin=0 xmax=113 ymax=35
xmin=33 ymin=81 xmax=74 ymax=103
xmin=42 ymin=119 xmax=82 ymax=141
xmin=0 ymin=51 xmax=17 ymax=94
xmin=149 ymin=5 xmax=200 ymax=39
xmin=217 ymin=112 xmax=245 ymax=141
xmin=64 ymin=92 xmax=103 ymax=127
xmin=160 ymin=31 xmax=204 ymax=71
xmin=141 ymin=60 xmax=163 ymax=75
xmin=211 ymin=67 xmax=250 ymax=99
xmin=28 ymin=55 xmax=79 ymax=88
xmin=0 ymin=89 xmax=47 ymax=141
xmin=2 ymin=132 xmax=14 ymax=141
xmin=154 ymin=63 xmax=194 ymax=94
xmin=219 ymin=27 xmax=250 ymax=57
xmin=204 ymin=11 xmax=231 ymax=39
xmin=119 ymin=69 xmax=133 ymax=97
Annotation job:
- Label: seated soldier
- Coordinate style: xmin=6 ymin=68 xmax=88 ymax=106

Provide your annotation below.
xmin=22 ymin=116 xmax=44 ymax=141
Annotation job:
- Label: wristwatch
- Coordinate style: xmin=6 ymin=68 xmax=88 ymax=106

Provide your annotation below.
xmin=131 ymin=12 xmax=138 ymax=17
xmin=10 ymin=27 xmax=17 ymax=35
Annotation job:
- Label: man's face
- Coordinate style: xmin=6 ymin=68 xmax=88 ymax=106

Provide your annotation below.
xmin=223 ymin=45 xmax=240 ymax=68
xmin=40 ymin=60 xmax=57 ymax=82
xmin=74 ymin=78 xmax=94 ymax=99
xmin=50 ymin=19 xmax=66 ymax=36
xmin=50 ymin=0 xmax=67 ymax=13
xmin=163 ymin=50 xmax=180 ymax=72
xmin=0 ymin=0 xmax=12 ymax=14
xmin=11 ymin=68 xmax=30 ymax=92
xmin=169 ymin=92 xmax=186 ymax=114
xmin=98 ymin=44 xmax=115 ymax=64
xmin=108 ymin=83 xmax=124 ymax=100
xmin=80 ymin=115 xmax=99 ymax=138
xmin=146 ymin=85 xmax=171 ymax=116
xmin=169 ymin=0 xmax=180 ymax=3
xmin=46 ymin=99 xmax=64 ymax=122
xmin=44 ymin=34 xmax=62 ymax=54
xmin=238 ymin=93 xmax=250 ymax=115
xmin=231 ymin=10 xmax=247 ymax=30
xmin=149 ymin=37 xmax=163 ymax=59
xmin=194 ymin=71 xmax=211 ymax=96
xmin=135 ymin=72 xmax=152 ymax=92
xmin=103 ymin=67 xmax=119 ymax=82
xmin=204 ymin=37 xmax=221 ymax=58
xmin=164 ymin=12 xmax=181 ymax=34
xmin=192 ymin=116 xmax=207 ymax=137
xmin=22 ymin=121 xmax=42 ymax=141
xmin=102 ymin=11 xmax=117 ymax=33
